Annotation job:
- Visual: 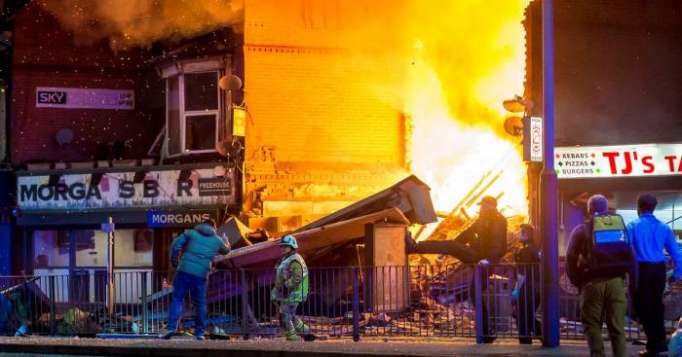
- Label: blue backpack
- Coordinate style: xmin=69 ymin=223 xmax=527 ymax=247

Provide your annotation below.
xmin=586 ymin=213 xmax=634 ymax=278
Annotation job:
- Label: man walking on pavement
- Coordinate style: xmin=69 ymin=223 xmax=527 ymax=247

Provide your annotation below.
xmin=165 ymin=219 xmax=230 ymax=340
xmin=271 ymin=235 xmax=310 ymax=341
xmin=406 ymin=195 xmax=507 ymax=343
xmin=627 ymin=193 xmax=682 ymax=357
xmin=567 ymin=194 xmax=635 ymax=357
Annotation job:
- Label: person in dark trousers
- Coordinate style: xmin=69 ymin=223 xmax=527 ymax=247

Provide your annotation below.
xmin=567 ymin=194 xmax=632 ymax=357
xmin=165 ymin=219 xmax=231 ymax=340
xmin=627 ymin=193 xmax=682 ymax=357
xmin=512 ymin=224 xmax=542 ymax=344
xmin=406 ymin=195 xmax=507 ymax=343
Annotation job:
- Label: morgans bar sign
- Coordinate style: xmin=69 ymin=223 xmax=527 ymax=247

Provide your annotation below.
xmin=17 ymin=166 xmax=234 ymax=210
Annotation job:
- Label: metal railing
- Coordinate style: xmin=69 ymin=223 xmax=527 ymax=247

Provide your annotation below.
xmin=0 ymin=264 xmax=673 ymax=341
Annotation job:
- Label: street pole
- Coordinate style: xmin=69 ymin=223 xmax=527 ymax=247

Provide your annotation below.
xmin=105 ymin=216 xmax=116 ymax=318
xmin=541 ymin=0 xmax=560 ymax=348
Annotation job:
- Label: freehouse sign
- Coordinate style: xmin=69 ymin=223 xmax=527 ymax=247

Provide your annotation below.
xmin=17 ymin=167 xmax=234 ymax=210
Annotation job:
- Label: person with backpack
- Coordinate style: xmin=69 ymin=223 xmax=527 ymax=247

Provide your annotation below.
xmin=566 ymin=194 xmax=636 ymax=357
xmin=627 ymin=193 xmax=682 ymax=357
xmin=164 ymin=219 xmax=231 ymax=340
xmin=271 ymin=235 xmax=310 ymax=341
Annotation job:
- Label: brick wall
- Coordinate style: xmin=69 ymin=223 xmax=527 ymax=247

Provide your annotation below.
xmin=10 ymin=3 xmax=163 ymax=165
xmin=242 ymin=0 xmax=408 ymax=218
xmin=244 ymin=45 xmax=404 ymax=164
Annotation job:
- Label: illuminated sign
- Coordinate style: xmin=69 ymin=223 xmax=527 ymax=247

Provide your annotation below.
xmin=523 ymin=116 xmax=543 ymax=162
xmin=146 ymin=210 xmax=218 ymax=228
xmin=36 ymin=87 xmax=134 ymax=110
xmin=556 ymin=143 xmax=682 ymax=179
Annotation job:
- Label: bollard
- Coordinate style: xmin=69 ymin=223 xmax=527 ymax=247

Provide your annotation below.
xmin=352 ymin=267 xmax=360 ymax=342
xmin=474 ymin=265 xmax=484 ymax=344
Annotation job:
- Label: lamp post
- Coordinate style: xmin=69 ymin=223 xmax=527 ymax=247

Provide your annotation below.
xmin=540 ymin=0 xmax=560 ymax=348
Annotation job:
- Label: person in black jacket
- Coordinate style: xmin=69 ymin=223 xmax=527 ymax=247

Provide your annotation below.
xmin=512 ymin=224 xmax=542 ymax=344
xmin=406 ymin=195 xmax=507 ymax=343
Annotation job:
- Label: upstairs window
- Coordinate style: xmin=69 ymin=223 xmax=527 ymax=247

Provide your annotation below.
xmin=161 ymin=58 xmax=227 ymax=157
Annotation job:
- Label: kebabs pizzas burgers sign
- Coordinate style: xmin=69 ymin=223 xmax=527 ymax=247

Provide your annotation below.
xmin=555 ymin=143 xmax=682 ymax=179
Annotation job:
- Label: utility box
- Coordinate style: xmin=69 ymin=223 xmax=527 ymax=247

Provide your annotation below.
xmin=364 ymin=222 xmax=409 ymax=312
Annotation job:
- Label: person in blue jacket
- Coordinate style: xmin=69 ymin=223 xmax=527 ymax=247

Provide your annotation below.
xmin=627 ymin=194 xmax=682 ymax=357
xmin=164 ymin=219 xmax=230 ymax=340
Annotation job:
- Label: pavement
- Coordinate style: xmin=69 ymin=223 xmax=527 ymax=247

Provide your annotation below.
xmin=0 ymin=336 xmax=648 ymax=356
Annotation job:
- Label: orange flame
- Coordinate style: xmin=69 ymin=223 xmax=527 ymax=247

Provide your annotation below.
xmin=401 ymin=1 xmax=530 ymax=218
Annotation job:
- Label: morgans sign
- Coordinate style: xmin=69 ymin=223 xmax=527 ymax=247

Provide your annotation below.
xmin=17 ymin=166 xmax=234 ymax=210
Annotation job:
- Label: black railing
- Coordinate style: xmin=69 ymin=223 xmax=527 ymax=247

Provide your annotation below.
xmin=0 ymin=264 xmax=673 ymax=341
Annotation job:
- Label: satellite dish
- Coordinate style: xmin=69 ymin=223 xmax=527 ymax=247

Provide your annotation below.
xmin=56 ymin=128 xmax=74 ymax=146
xmin=218 ymin=74 xmax=243 ymax=91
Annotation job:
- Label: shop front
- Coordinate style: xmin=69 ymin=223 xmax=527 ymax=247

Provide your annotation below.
xmin=14 ymin=163 xmax=237 ymax=304
xmin=556 ymin=143 xmax=682 ymax=256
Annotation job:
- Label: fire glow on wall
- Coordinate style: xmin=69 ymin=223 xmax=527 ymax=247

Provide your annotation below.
xmin=244 ymin=0 xmax=530 ymax=218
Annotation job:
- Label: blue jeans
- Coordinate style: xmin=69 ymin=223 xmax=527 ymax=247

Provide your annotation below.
xmin=167 ymin=271 xmax=208 ymax=336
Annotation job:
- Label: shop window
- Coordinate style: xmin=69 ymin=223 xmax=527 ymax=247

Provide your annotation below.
xmin=165 ymin=69 xmax=222 ymax=157
xmin=114 ymin=229 xmax=153 ymax=267
xmin=33 ymin=230 xmax=69 ymax=268
xmin=75 ymin=230 xmax=105 ymax=267
xmin=33 ymin=229 xmax=153 ymax=269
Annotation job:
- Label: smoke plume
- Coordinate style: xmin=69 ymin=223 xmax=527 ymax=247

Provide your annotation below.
xmin=38 ymin=0 xmax=244 ymax=50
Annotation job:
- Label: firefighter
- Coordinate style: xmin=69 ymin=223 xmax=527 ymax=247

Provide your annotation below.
xmin=271 ymin=235 xmax=310 ymax=341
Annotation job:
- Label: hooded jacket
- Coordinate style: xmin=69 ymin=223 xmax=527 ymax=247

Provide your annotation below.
xmin=170 ymin=223 xmax=230 ymax=279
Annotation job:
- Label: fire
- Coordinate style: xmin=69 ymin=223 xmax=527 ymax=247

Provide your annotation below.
xmin=400 ymin=1 xmax=531 ymax=219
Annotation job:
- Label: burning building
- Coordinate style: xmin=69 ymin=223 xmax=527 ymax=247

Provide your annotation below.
xmin=0 ymin=0 xmax=532 ymax=293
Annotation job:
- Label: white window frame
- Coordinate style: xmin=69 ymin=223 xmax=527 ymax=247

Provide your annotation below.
xmin=162 ymin=58 xmax=227 ymax=158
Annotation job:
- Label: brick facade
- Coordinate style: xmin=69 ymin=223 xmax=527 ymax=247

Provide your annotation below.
xmin=242 ymin=0 xmax=408 ymax=221
xmin=10 ymin=3 xmax=162 ymax=165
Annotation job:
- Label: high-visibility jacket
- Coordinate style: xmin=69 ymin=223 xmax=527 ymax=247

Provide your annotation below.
xmin=274 ymin=253 xmax=309 ymax=303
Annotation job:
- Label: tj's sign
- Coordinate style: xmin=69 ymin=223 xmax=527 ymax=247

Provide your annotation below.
xmin=556 ymin=143 xmax=682 ymax=179
xmin=18 ymin=167 xmax=234 ymax=210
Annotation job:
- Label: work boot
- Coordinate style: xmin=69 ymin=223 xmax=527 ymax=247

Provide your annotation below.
xmin=286 ymin=329 xmax=300 ymax=341
xmin=294 ymin=319 xmax=310 ymax=335
xmin=162 ymin=331 xmax=177 ymax=340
